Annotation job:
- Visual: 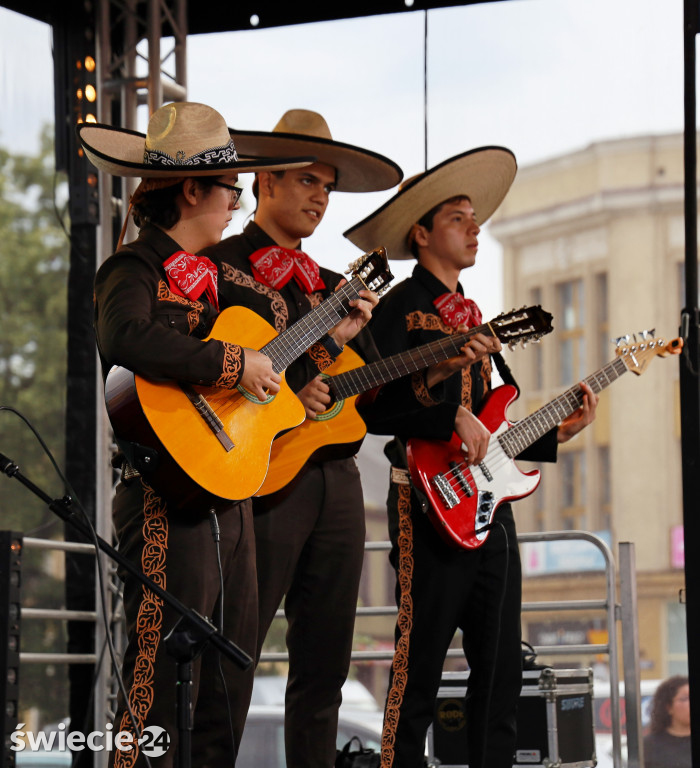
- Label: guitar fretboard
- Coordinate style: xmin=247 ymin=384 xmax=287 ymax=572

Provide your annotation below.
xmin=259 ymin=277 xmax=365 ymax=373
xmin=499 ymin=356 xmax=629 ymax=458
xmin=328 ymin=323 xmax=494 ymax=399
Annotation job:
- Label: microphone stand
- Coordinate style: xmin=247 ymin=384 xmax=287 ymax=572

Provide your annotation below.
xmin=0 ymin=451 xmax=251 ymax=768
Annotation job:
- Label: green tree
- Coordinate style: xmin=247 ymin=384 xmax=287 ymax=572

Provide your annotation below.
xmin=0 ymin=125 xmax=71 ymax=726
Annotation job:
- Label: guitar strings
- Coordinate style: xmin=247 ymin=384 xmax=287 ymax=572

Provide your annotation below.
xmin=438 ymin=357 xmax=629 ymax=501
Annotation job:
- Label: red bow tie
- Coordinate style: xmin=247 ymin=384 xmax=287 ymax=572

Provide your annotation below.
xmin=249 ymin=246 xmax=325 ymax=294
xmin=163 ymin=251 xmax=219 ymax=311
xmin=433 ymin=292 xmax=483 ymax=329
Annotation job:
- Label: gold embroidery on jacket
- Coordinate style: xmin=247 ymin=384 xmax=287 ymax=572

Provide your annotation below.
xmin=307 ymin=342 xmax=334 ymax=372
xmin=411 ymin=371 xmax=438 ymax=407
xmin=220 ymin=262 xmax=289 ymax=332
xmin=215 ymin=341 xmax=244 ymax=389
xmin=157 ymin=280 xmax=204 ymax=333
xmin=381 ymin=484 xmax=414 ymax=768
xmin=406 ymin=310 xmax=452 ymax=335
xmin=114 ymin=483 xmax=168 ymax=768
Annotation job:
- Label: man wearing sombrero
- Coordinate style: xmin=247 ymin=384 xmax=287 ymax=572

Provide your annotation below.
xmin=202 ymin=109 xmax=402 ymax=768
xmin=345 ymin=148 xmax=598 ymax=768
xmin=79 ymin=101 xmax=317 ymax=767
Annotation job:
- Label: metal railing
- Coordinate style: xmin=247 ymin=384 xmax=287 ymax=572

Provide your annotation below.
xmin=10 ymin=531 xmax=640 ymax=768
xmin=261 ymin=530 xmax=639 ymax=768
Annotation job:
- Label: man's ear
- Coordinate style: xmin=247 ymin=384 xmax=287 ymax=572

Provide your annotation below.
xmin=257 ymin=171 xmax=275 ymax=198
xmin=413 ymin=224 xmax=430 ymax=248
xmin=181 ymin=177 xmax=199 ymax=206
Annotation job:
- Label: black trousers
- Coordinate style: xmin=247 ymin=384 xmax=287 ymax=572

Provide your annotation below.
xmin=243 ymin=457 xmax=367 ymax=768
xmin=380 ymin=481 xmax=522 ymax=768
xmin=111 ymin=479 xmax=258 ymax=768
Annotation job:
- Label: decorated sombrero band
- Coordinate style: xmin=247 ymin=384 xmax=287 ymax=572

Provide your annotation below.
xmin=229 ymin=109 xmax=403 ymax=193
xmin=343 ymin=146 xmax=517 ymax=259
xmin=77 ymin=101 xmax=317 ymax=178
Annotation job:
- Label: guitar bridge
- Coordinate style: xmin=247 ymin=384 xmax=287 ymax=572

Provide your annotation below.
xmin=180 ymin=384 xmax=235 ymax=452
xmin=431 ymin=473 xmax=459 ymax=509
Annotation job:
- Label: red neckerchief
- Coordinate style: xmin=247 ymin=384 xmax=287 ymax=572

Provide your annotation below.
xmin=249 ymin=245 xmax=326 ymax=294
xmin=163 ymin=251 xmax=219 ymax=311
xmin=433 ymin=292 xmax=483 ymax=329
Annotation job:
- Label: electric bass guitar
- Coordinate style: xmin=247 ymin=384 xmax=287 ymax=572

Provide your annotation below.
xmin=256 ymin=305 xmax=554 ymax=495
xmin=104 ymin=248 xmax=393 ymax=511
xmin=407 ymin=333 xmax=683 ymax=549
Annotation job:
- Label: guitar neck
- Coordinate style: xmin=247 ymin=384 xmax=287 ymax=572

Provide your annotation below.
xmin=259 ymin=276 xmax=367 ymax=373
xmin=328 ymin=323 xmax=494 ymax=399
xmin=500 ymin=356 xmax=629 ymax=458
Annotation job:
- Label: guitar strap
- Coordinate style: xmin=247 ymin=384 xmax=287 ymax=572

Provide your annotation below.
xmin=391 ymin=438 xmax=431 ymax=515
xmin=491 ymin=351 xmax=519 ymax=392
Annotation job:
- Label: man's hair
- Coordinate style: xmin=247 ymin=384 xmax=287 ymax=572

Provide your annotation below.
xmin=409 ymin=194 xmax=471 ymax=259
xmin=131 ymin=177 xmax=216 ymax=229
xmin=648 ymin=675 xmax=689 ymax=734
xmin=252 ymin=170 xmax=286 ymax=202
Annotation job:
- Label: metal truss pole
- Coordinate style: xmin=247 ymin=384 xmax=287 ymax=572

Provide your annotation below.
xmin=92 ymin=1 xmax=188 ymax=758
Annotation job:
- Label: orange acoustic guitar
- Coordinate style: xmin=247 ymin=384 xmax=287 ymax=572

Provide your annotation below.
xmin=256 ymin=305 xmax=554 ymax=496
xmin=407 ymin=333 xmax=682 ymax=550
xmin=104 ymin=248 xmax=392 ymax=511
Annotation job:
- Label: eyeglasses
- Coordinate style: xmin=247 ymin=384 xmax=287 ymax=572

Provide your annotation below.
xmin=211 ymin=180 xmax=243 ymax=206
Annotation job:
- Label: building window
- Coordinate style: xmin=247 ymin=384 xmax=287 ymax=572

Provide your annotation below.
xmin=595 ymin=273 xmax=609 ymax=368
xmin=557 ymin=279 xmax=586 ymax=386
xmin=558 ymin=450 xmax=586 ymax=530
xmin=532 ymin=462 xmax=546 ymax=532
xmin=667 ymin=601 xmax=688 ymax=676
xmin=597 ymin=445 xmax=611 ymax=533
xmin=530 ymin=286 xmax=544 ymax=390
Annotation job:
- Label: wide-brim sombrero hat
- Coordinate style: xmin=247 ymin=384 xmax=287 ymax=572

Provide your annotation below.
xmin=77 ymin=102 xmax=317 ymax=179
xmin=229 ymin=109 xmax=403 ymax=193
xmin=343 ymin=146 xmax=517 ymax=259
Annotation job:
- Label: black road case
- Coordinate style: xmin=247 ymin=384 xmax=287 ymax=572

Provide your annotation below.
xmin=428 ymin=667 xmax=596 ymax=768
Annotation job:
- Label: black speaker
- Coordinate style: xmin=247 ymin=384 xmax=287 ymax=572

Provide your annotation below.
xmin=428 ymin=668 xmax=596 ymax=768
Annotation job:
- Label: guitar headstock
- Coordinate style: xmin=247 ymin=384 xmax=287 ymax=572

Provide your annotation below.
xmin=615 ymin=330 xmax=683 ymax=375
xmin=490 ymin=305 xmax=554 ymax=349
xmin=346 ymin=246 xmax=394 ymax=296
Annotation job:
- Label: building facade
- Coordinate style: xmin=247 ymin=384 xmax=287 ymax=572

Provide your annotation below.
xmin=490 ymin=132 xmax=690 ymax=680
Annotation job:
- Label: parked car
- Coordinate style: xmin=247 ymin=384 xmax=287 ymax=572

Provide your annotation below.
xmin=593 ymin=678 xmax=661 ymax=768
xmin=250 ymin=675 xmax=382 ymax=713
xmin=15 ymin=753 xmax=72 ymax=768
xmin=236 ymin=704 xmax=383 ymax=768
xmin=236 ymin=676 xmax=383 ymax=768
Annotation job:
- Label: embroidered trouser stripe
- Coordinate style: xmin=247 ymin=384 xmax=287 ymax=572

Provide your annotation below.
xmin=115 ymin=483 xmax=168 ymax=768
xmin=381 ymin=484 xmax=414 ymax=768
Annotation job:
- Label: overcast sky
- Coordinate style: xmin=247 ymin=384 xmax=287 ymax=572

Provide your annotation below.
xmin=0 ymin=0 xmax=690 ymax=501
xmin=0 ymin=0 xmax=688 ymax=319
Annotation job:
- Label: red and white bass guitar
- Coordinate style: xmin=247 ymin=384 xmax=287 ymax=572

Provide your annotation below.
xmin=407 ymin=333 xmax=682 ymax=550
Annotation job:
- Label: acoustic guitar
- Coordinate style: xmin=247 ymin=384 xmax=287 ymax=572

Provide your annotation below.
xmin=257 ymin=305 xmax=554 ymax=495
xmin=105 ymin=248 xmax=392 ymax=511
xmin=407 ymin=333 xmax=682 ymax=550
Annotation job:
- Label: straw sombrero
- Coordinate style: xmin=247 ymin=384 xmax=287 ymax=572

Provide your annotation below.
xmin=229 ymin=109 xmax=403 ymax=193
xmin=343 ymin=147 xmax=517 ymax=259
xmin=77 ymin=102 xmax=316 ymax=178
